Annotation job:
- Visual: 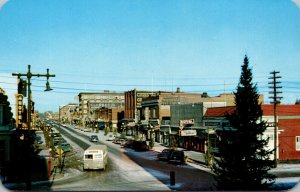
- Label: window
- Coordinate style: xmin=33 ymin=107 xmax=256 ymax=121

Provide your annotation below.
xmin=296 ymin=136 xmax=300 ymax=151
xmin=85 ymin=154 xmax=93 ymax=159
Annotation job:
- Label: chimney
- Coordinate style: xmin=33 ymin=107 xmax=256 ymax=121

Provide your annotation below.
xmin=176 ymin=87 xmax=180 ymax=93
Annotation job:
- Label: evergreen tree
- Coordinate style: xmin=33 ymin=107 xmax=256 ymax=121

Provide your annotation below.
xmin=0 ymin=93 xmax=14 ymax=125
xmin=212 ymin=55 xmax=275 ymax=190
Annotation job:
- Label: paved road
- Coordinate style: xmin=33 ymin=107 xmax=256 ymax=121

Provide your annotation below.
xmin=45 ymin=123 xmax=170 ymax=191
xmin=57 ymin=124 xmax=216 ymax=191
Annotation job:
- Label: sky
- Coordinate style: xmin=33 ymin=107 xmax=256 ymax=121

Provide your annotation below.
xmin=0 ymin=0 xmax=299 ymax=116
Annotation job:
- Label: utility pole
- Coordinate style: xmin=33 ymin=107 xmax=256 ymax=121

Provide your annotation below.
xmin=12 ymin=65 xmax=55 ymax=190
xmin=268 ymin=71 xmax=282 ymax=168
xmin=12 ymin=65 xmax=55 ymax=131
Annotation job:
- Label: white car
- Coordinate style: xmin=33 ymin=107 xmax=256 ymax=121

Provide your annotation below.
xmin=107 ymin=134 xmax=114 ymax=141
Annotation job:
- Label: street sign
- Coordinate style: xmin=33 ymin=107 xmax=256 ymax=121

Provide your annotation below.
xmin=56 ymin=149 xmax=64 ymax=155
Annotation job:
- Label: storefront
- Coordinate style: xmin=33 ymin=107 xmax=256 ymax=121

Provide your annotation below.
xmin=160 ymin=125 xmax=170 ymax=146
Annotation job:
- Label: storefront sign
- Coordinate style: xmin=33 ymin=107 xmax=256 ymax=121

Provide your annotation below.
xmin=205 ymin=122 xmax=221 ymax=126
xmin=179 ymin=119 xmax=195 ymax=127
xmin=180 ymin=129 xmax=197 ymax=136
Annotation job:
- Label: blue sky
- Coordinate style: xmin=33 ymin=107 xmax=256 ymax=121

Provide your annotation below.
xmin=0 ymin=0 xmax=299 ymax=114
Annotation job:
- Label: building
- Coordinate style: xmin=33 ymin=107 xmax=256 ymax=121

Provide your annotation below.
xmin=140 ymin=92 xmax=261 ymax=127
xmin=203 ymin=104 xmax=300 ymax=161
xmin=169 ymin=102 xmax=228 ymax=151
xmin=262 ymin=104 xmax=300 ymax=161
xmin=59 ymin=103 xmax=79 ymax=124
xmin=140 ymin=92 xmax=250 ymax=144
xmin=124 ymin=89 xmax=160 ymax=122
xmin=78 ymin=91 xmax=124 ymax=127
xmin=0 ymin=91 xmax=15 ymax=177
xmin=94 ymin=107 xmax=124 ymax=130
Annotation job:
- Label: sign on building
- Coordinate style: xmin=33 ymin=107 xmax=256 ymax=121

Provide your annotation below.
xmin=179 ymin=119 xmax=195 ymax=127
xmin=180 ymin=129 xmax=197 ymax=136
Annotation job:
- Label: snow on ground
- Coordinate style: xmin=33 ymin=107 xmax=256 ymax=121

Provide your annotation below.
xmin=58 ymin=126 xmax=170 ymax=190
xmin=58 ymin=125 xmax=300 ymax=190
xmin=270 ymin=164 xmax=300 ymax=172
xmin=272 ymin=177 xmax=300 ymax=191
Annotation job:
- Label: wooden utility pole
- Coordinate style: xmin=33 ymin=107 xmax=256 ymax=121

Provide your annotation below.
xmin=12 ymin=65 xmax=55 ymax=131
xmin=268 ymin=71 xmax=282 ymax=168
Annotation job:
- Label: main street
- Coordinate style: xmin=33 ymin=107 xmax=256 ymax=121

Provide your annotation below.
xmin=34 ymin=123 xmax=216 ymax=191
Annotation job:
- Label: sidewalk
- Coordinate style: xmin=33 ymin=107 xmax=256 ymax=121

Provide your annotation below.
xmin=151 ymin=141 xmax=300 ymax=177
xmin=151 ymin=142 xmax=207 ymax=165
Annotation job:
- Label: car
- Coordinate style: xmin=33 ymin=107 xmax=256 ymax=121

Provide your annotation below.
xmin=119 ymin=138 xmax=126 ymax=146
xmin=50 ymin=132 xmax=61 ymax=138
xmin=35 ymin=135 xmax=43 ymax=144
xmin=113 ymin=137 xmax=123 ymax=144
xmin=157 ymin=149 xmax=175 ymax=161
xmin=107 ymin=134 xmax=114 ymax=141
xmin=132 ymin=141 xmax=149 ymax=151
xmin=169 ymin=150 xmax=186 ymax=164
xmin=123 ymin=139 xmax=134 ymax=148
xmin=56 ymin=142 xmax=71 ymax=153
xmin=83 ymin=127 xmax=92 ymax=132
xmin=90 ymin=135 xmax=99 ymax=142
xmin=53 ymin=137 xmax=66 ymax=145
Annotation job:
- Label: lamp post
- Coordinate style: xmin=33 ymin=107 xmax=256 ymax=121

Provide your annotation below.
xmin=12 ymin=65 xmax=55 ymax=131
xmin=12 ymin=65 xmax=55 ymax=190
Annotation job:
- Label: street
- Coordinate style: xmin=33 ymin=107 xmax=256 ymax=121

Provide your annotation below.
xmin=30 ymin=123 xmax=216 ymax=191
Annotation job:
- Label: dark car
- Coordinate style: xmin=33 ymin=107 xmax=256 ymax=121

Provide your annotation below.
xmin=53 ymin=137 xmax=66 ymax=145
xmin=132 ymin=141 xmax=149 ymax=151
xmin=56 ymin=142 xmax=71 ymax=153
xmin=123 ymin=139 xmax=134 ymax=148
xmin=157 ymin=149 xmax=175 ymax=161
xmin=169 ymin=150 xmax=186 ymax=164
xmin=112 ymin=137 xmax=121 ymax=144
xmin=35 ymin=135 xmax=43 ymax=144
xmin=90 ymin=135 xmax=99 ymax=142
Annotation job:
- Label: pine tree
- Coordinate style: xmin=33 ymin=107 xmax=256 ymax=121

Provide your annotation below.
xmin=0 ymin=93 xmax=14 ymax=125
xmin=212 ymin=55 xmax=275 ymax=190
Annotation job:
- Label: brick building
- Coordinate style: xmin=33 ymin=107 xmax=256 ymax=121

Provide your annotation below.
xmin=78 ymin=91 xmax=124 ymax=127
xmin=203 ymin=104 xmax=300 ymax=161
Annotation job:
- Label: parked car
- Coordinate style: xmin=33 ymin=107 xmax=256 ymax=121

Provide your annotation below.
xmin=169 ymin=150 xmax=186 ymax=164
xmin=132 ymin=141 xmax=150 ymax=151
xmin=35 ymin=135 xmax=43 ymax=144
xmin=90 ymin=135 xmax=99 ymax=142
xmin=83 ymin=127 xmax=92 ymax=132
xmin=56 ymin=142 xmax=71 ymax=153
xmin=50 ymin=132 xmax=61 ymax=138
xmin=157 ymin=149 xmax=175 ymax=161
xmin=53 ymin=137 xmax=66 ymax=145
xmin=119 ymin=138 xmax=127 ymax=146
xmin=106 ymin=134 xmax=114 ymax=141
xmin=123 ymin=139 xmax=134 ymax=148
xmin=112 ymin=137 xmax=121 ymax=144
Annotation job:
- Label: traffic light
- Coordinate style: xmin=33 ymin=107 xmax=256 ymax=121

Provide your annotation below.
xmin=18 ymin=78 xmax=27 ymax=97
